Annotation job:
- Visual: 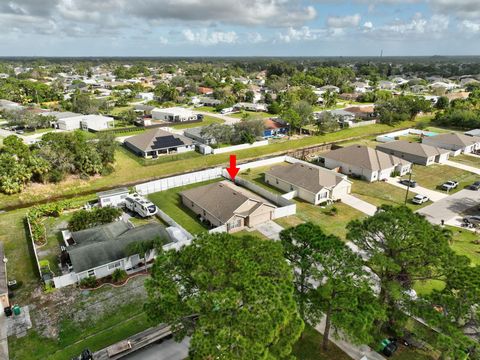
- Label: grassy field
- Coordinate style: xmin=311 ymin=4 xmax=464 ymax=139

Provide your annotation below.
xmin=148 ymin=179 xmax=221 ymax=234
xmin=109 ymin=105 xmax=133 ymax=116
xmin=230 ymin=111 xmax=274 ymax=119
xmin=0 ymin=118 xmax=424 ymax=210
xmin=411 ymin=164 xmax=477 ymax=193
xmin=447 ymin=226 xmax=480 ymax=265
xmin=450 ymin=154 xmax=480 ymax=168
xmin=292 ymin=324 xmax=350 ymax=360
xmin=351 ymin=179 xmax=432 ymax=210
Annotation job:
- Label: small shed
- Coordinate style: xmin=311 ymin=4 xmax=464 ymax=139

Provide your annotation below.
xmin=97 ymin=187 xmax=130 ymax=207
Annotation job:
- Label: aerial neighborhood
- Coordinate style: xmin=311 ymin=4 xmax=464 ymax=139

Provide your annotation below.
xmin=1 ymin=56 xmax=480 ymax=360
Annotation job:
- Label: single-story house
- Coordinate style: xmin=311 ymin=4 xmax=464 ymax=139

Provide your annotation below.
xmin=263 ymin=119 xmax=288 ymax=138
xmin=97 ymin=187 xmax=130 ymax=207
xmin=79 ymin=115 xmax=115 ymax=131
xmin=49 ymin=113 xmax=115 ymax=131
xmin=376 ymin=140 xmax=450 ymax=166
xmin=151 ymin=107 xmax=198 ymax=122
xmin=136 ymin=92 xmax=155 ymax=101
xmin=124 ymin=128 xmax=194 ymax=158
xmin=183 ymin=126 xmax=217 ymax=145
xmin=422 ymin=133 xmax=480 ymax=156
xmin=379 ymin=81 xmax=395 ymax=90
xmin=196 ymin=97 xmax=222 ymax=107
xmin=66 ymin=221 xmax=168 ymax=281
xmin=320 ymin=145 xmax=412 ymax=182
xmin=0 ymin=243 xmax=9 ymax=310
xmin=234 ymin=102 xmax=267 ymax=112
xmin=180 ymin=181 xmax=276 ymax=232
xmin=134 ymin=104 xmax=155 ymax=116
xmin=265 ymin=162 xmax=352 ymax=205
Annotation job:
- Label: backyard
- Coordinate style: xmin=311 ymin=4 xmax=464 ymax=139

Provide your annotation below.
xmin=148 ymin=179 xmax=221 ymax=235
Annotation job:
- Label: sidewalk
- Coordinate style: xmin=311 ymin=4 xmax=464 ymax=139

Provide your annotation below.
xmin=444 ymin=160 xmax=480 ymax=175
xmin=384 ymin=177 xmax=447 ymax=202
xmin=342 ymin=194 xmax=377 ymax=216
xmin=315 ymin=318 xmax=385 ymax=360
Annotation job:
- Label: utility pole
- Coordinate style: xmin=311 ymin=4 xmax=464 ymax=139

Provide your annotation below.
xmin=404 ymin=164 xmax=414 ymax=205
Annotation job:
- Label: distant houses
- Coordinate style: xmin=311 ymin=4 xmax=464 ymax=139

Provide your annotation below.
xmin=42 ymin=112 xmax=115 ymax=131
xmin=422 ymin=133 xmax=480 ymax=156
xmin=124 ymin=128 xmax=194 ymax=158
xmin=320 ymin=145 xmax=412 ymax=182
xmin=265 ymin=162 xmax=352 ymax=205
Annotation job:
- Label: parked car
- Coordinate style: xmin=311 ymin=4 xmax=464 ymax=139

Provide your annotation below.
xmin=400 ymin=179 xmax=417 ymax=188
xmin=412 ymin=194 xmax=429 ymax=204
xmin=469 ymin=181 xmax=480 ymax=190
xmin=463 ymin=215 xmax=480 ymax=227
xmin=441 ymin=180 xmax=459 ymax=191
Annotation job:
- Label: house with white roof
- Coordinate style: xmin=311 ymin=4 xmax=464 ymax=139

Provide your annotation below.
xmin=151 ymin=107 xmax=198 ymax=122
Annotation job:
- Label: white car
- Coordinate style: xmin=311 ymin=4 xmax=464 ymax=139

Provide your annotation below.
xmin=412 ymin=194 xmax=429 ymax=204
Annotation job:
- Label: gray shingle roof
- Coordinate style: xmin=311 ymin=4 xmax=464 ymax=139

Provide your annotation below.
xmin=125 ymin=128 xmax=193 ymax=152
xmin=424 ymin=133 xmax=480 ymax=147
xmin=266 ymin=163 xmax=347 ymax=194
xmin=376 ymin=140 xmax=450 ymax=158
xmin=68 ymin=221 xmax=168 ymax=273
xmin=322 ymin=145 xmax=410 ymax=171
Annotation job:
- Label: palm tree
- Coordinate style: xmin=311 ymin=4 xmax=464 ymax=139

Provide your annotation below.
xmin=126 ymin=238 xmax=161 ymax=272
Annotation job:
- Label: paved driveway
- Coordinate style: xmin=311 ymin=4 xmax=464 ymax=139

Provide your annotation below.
xmin=254 ymin=221 xmax=284 ymax=240
xmin=384 ymin=177 xmax=448 ymax=202
xmin=417 ymin=189 xmax=480 ymax=225
xmin=444 ymin=159 xmax=480 ymax=175
xmin=342 ymin=194 xmax=377 ymax=216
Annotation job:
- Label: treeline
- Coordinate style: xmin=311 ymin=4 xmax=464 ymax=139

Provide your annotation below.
xmin=0 ymin=78 xmax=61 ymax=104
xmin=200 ymin=119 xmax=265 ymax=145
xmin=146 ymin=206 xmax=480 ymax=359
xmin=0 ymin=131 xmax=116 ymax=194
xmin=434 ymin=90 xmax=480 ymax=129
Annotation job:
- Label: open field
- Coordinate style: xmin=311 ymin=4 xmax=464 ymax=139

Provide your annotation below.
xmin=411 ymin=164 xmax=477 ymax=194
xmin=148 ymin=179 xmax=221 ymax=234
xmin=0 ymin=118 xmax=425 ymax=210
xmin=450 ymin=154 xmax=480 ymax=168
xmin=351 ymin=179 xmax=432 ymax=210
xmin=447 ymin=226 xmax=480 ymax=266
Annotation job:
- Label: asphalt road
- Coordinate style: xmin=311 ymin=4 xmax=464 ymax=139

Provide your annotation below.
xmin=123 ymin=337 xmax=190 ymax=360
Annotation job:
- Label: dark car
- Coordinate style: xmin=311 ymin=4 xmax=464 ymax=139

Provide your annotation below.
xmin=400 ymin=179 xmax=417 ymax=188
xmin=469 ymin=181 xmax=480 ymax=190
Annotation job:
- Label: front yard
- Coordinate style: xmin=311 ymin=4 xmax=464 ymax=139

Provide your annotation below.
xmin=450 ymin=154 xmax=480 ymax=168
xmin=170 ymin=115 xmax=224 ymax=130
xmin=411 ymin=164 xmax=478 ymax=194
xmin=351 ymin=180 xmax=432 ymax=210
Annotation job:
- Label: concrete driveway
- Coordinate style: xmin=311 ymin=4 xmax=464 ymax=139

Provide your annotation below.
xmin=417 ymin=189 xmax=480 ymax=225
xmin=384 ymin=176 xmax=448 ymax=202
xmin=444 ymin=159 xmax=480 ymax=175
xmin=254 ymin=221 xmax=284 ymax=240
xmin=342 ymin=194 xmax=377 ymax=216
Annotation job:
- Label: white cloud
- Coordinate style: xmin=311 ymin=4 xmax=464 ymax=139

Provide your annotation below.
xmin=363 ymin=21 xmax=373 ymax=30
xmin=458 ymin=19 xmax=480 ymax=33
xmin=247 ymin=32 xmax=264 ymax=43
xmin=365 ymin=14 xmax=449 ymax=39
xmin=278 ymin=26 xmax=321 ymax=43
xmin=182 ymin=28 xmax=238 ymax=45
xmin=327 ymin=14 xmax=361 ymax=28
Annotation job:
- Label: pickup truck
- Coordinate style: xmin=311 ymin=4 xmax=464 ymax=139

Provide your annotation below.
xmin=441 ymin=180 xmax=458 ymax=191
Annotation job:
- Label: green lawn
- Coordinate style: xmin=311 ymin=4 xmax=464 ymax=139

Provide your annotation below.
xmin=351 ymin=179 xmax=432 ymax=210
xmin=170 ymin=115 xmax=224 ymax=129
xmin=0 ymin=117 xmax=425 ymax=210
xmin=450 ymin=154 xmax=480 ymax=168
xmin=230 ymin=111 xmax=274 ymax=119
xmin=148 ymin=179 xmax=221 ymax=234
xmin=411 ymin=164 xmax=478 ymax=194
xmin=447 ymin=226 xmax=480 ymax=265
xmin=109 ymin=105 xmax=133 ymax=116
xmin=292 ymin=324 xmax=350 ymax=360
xmin=112 ymin=128 xmax=147 ymax=138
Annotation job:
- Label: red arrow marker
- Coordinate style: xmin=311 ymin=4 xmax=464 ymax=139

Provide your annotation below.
xmin=226 ymin=154 xmax=240 ymax=180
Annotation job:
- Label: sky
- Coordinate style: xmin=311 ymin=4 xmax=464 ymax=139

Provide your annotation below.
xmin=1 ymin=0 xmax=480 ymax=56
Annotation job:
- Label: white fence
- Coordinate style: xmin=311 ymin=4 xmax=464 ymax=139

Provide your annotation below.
xmin=212 ymin=140 xmax=269 ymax=154
xmin=135 ymin=168 xmax=223 ymax=195
xmin=376 ymin=128 xmax=439 ymax=143
xmin=350 ymin=119 xmax=377 ymax=128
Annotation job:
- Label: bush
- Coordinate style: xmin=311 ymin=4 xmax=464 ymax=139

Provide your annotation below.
xmin=327 ymin=206 xmax=338 ymax=216
xmin=111 ymin=269 xmax=128 ymax=283
xmin=68 ymin=206 xmax=123 ymax=232
xmin=80 ymin=276 xmax=97 ymax=288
